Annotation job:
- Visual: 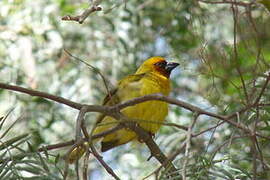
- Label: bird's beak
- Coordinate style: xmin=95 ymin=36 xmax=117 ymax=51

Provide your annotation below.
xmin=165 ymin=62 xmax=179 ymax=73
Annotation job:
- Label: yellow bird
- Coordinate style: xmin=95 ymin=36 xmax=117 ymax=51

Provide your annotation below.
xmin=68 ymin=57 xmax=179 ymax=162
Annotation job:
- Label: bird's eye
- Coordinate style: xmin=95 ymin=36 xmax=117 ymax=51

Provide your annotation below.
xmin=154 ymin=61 xmax=167 ymax=68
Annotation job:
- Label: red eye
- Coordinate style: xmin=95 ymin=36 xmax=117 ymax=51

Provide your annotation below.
xmin=154 ymin=61 xmax=167 ymax=68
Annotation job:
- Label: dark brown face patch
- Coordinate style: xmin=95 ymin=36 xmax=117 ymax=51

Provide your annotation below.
xmin=153 ymin=60 xmax=169 ymax=77
xmin=153 ymin=60 xmax=179 ymax=78
xmin=153 ymin=60 xmax=171 ymax=78
xmin=154 ymin=61 xmax=167 ymax=69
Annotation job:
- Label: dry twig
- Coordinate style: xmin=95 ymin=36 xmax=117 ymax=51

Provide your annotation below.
xmin=62 ymin=0 xmax=102 ymax=24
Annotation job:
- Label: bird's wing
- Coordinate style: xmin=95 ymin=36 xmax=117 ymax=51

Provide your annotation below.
xmin=95 ymin=73 xmax=146 ymax=124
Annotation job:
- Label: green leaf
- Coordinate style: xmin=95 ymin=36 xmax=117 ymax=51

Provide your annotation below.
xmin=0 ymin=134 xmax=29 ymax=151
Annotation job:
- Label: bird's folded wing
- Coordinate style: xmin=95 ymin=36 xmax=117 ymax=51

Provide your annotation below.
xmin=95 ymin=73 xmax=146 ymax=124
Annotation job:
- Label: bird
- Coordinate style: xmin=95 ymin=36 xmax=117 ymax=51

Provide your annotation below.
xmin=67 ymin=56 xmax=179 ymax=163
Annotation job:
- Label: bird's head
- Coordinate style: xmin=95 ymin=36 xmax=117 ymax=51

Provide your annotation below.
xmin=136 ymin=56 xmax=179 ymax=78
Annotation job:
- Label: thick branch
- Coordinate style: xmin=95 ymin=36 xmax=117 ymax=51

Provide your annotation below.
xmin=121 ymin=119 xmax=178 ymax=174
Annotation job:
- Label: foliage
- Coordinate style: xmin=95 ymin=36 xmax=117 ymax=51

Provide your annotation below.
xmin=0 ymin=0 xmax=270 ymax=179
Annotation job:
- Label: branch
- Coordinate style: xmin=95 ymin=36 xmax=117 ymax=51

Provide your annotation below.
xmin=0 ymin=83 xmax=83 ymax=110
xmin=231 ymin=2 xmax=250 ymax=105
xmin=1 ymin=83 xmax=268 ymax=140
xmin=37 ymin=125 xmax=124 ymax=152
xmin=254 ymin=72 xmax=270 ymax=105
xmin=2 ymin=82 xmax=269 ymax=177
xmin=143 ymin=141 xmax=186 ymax=179
xmin=75 ymin=106 xmax=88 ymax=140
xmin=116 ymin=94 xmax=224 ymax=118
xmin=83 ymin=149 xmax=90 ymax=180
xmin=114 ymin=93 xmax=252 ymax=134
xmin=63 ymin=49 xmax=112 ymax=100
xmin=182 ymin=114 xmax=199 ymax=180
xmin=90 ymin=144 xmax=120 ymax=180
xmin=1 ymin=82 xmax=269 ymax=173
xmin=198 ymin=0 xmax=254 ymax=7
xmin=120 ymin=118 xmax=179 ymax=175
xmin=62 ymin=0 xmax=102 ymax=24
xmin=192 ymin=121 xmax=225 ymax=137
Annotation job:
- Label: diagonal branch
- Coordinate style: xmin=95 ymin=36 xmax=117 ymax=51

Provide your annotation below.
xmin=0 ymin=83 xmax=83 ymax=110
xmin=122 ymin=120 xmax=179 ymax=175
xmin=254 ymin=72 xmax=270 ymax=105
xmin=62 ymin=0 xmax=102 ymax=24
xmin=182 ymin=114 xmax=199 ymax=179
xmin=37 ymin=125 xmax=124 ymax=152
xmin=90 ymin=143 xmax=120 ymax=180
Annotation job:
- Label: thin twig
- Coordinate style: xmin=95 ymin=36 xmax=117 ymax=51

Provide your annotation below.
xmin=66 ymin=106 xmax=89 ymax=166
xmin=254 ymin=72 xmax=270 ymax=105
xmin=90 ymin=144 xmax=120 ymax=180
xmin=143 ymin=141 xmax=186 ymax=180
xmin=37 ymin=125 xmax=124 ymax=152
xmin=192 ymin=121 xmax=225 ymax=137
xmin=83 ymin=150 xmax=90 ymax=180
xmin=231 ymin=2 xmax=250 ymax=104
xmin=182 ymin=114 xmax=200 ymax=180
xmin=62 ymin=0 xmax=102 ymax=24
xmin=210 ymin=136 xmax=249 ymax=161
xmin=198 ymin=0 xmax=254 ymax=7
xmin=63 ymin=49 xmax=112 ymax=100
xmin=251 ymin=135 xmax=258 ymax=180
xmin=76 ymin=106 xmax=88 ymax=141
xmin=254 ymin=136 xmax=270 ymax=170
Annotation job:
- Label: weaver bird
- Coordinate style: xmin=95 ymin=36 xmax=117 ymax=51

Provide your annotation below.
xmin=68 ymin=57 xmax=179 ymax=163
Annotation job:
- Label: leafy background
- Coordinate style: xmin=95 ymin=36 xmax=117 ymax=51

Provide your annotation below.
xmin=0 ymin=0 xmax=269 ymax=179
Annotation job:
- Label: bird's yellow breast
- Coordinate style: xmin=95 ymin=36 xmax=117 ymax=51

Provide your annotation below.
xmin=120 ymin=72 xmax=170 ymax=133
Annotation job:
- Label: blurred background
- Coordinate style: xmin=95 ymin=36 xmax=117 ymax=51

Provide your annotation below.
xmin=0 ymin=0 xmax=270 ymax=179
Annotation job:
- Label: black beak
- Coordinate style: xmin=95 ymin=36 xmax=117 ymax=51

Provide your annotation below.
xmin=165 ymin=62 xmax=179 ymax=73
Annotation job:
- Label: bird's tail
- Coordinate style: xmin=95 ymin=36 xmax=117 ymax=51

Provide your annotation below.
xmin=66 ymin=142 xmax=89 ymax=164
